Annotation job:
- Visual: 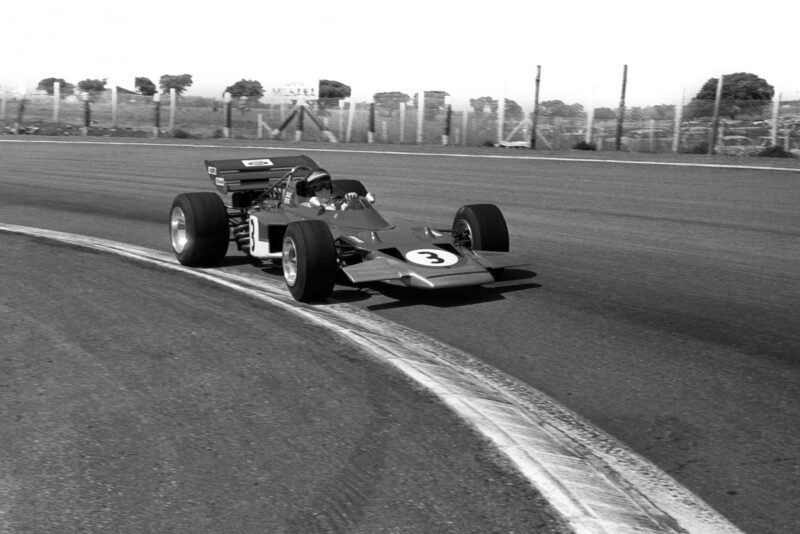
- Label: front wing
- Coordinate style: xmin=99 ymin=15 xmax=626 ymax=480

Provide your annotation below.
xmin=341 ymin=249 xmax=527 ymax=289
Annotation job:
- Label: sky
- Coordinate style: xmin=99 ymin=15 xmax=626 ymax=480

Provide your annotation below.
xmin=2 ymin=0 xmax=798 ymax=110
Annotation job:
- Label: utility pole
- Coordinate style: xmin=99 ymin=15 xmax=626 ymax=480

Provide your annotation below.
xmin=615 ymin=64 xmax=628 ymax=151
xmin=531 ymin=65 xmax=541 ymax=149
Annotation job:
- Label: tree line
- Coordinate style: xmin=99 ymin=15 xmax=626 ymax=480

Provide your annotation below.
xmin=34 ymin=72 xmax=774 ymax=122
xmin=36 ymin=75 xmax=195 ymax=97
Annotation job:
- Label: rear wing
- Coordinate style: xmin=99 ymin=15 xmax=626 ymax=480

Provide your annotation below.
xmin=204 ymin=154 xmax=318 ymax=194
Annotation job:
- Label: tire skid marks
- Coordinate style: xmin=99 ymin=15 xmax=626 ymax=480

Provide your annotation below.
xmin=0 ymin=223 xmax=744 ymax=534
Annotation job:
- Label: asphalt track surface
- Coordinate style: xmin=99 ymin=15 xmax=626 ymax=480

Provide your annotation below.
xmin=1 ymin=139 xmax=798 ymax=533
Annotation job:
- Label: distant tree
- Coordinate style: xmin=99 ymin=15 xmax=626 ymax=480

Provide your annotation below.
xmin=539 ymin=100 xmax=584 ymax=118
xmin=159 ymin=74 xmax=193 ymax=95
xmin=691 ymin=72 xmax=773 ymax=119
xmin=37 ymin=77 xmax=75 ymax=96
xmin=319 ymin=79 xmax=351 ymax=100
xmin=373 ymin=91 xmax=410 ymax=114
xmin=412 ymin=91 xmax=449 ymax=120
xmin=73 ymin=78 xmax=107 ymax=102
xmin=225 ymin=79 xmax=264 ymax=101
xmin=627 ymin=107 xmax=644 ymax=121
xmin=651 ymin=104 xmax=675 ymax=120
xmin=317 ymin=79 xmax=351 ymax=111
xmin=470 ymin=96 xmax=498 ymax=115
xmin=469 ymin=97 xmax=522 ymax=119
xmin=627 ymin=105 xmax=675 ymax=122
xmin=504 ymin=99 xmax=523 ymax=120
xmin=695 ymin=72 xmax=774 ymax=102
xmin=77 ymin=78 xmax=107 ymax=95
xmin=135 ymin=77 xmax=157 ymax=96
xmin=593 ymin=107 xmax=617 ymax=120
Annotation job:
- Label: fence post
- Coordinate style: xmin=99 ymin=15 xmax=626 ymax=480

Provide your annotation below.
xmin=14 ymin=95 xmax=26 ymax=134
xmin=345 ymin=99 xmax=355 ymax=143
xmin=223 ymin=92 xmax=232 ymax=138
xmin=672 ymin=95 xmax=684 ymax=153
xmin=167 ymin=88 xmax=177 ymax=132
xmin=111 ymin=85 xmax=118 ymax=128
xmin=770 ymin=92 xmax=781 ymax=147
xmin=783 ymin=98 xmax=791 ymax=151
xmin=53 ymin=81 xmax=60 ymax=123
xmin=497 ymin=90 xmax=505 ymax=144
xmin=367 ymin=102 xmax=375 ymax=143
xmin=296 ymin=104 xmax=305 ymax=142
xmin=153 ymin=92 xmax=161 ymax=138
xmin=442 ymin=97 xmax=452 ymax=146
xmin=416 ymin=91 xmax=425 ymax=144
xmin=585 ymin=103 xmax=595 ymax=145
xmin=615 ymin=64 xmax=628 ymax=150
xmin=81 ymin=92 xmax=90 ymax=136
xmin=462 ymin=110 xmax=469 ymax=146
xmin=338 ymin=99 xmax=345 ymax=140
xmin=709 ymin=75 xmax=724 ymax=155
xmin=531 ymin=65 xmax=541 ymax=149
xmin=399 ymin=102 xmax=406 ymax=143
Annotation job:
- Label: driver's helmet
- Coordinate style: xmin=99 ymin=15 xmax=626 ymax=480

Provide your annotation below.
xmin=306 ymin=168 xmax=332 ymax=196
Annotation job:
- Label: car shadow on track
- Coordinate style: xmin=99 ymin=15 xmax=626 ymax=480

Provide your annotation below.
xmin=253 ymin=262 xmax=539 ymax=308
xmin=220 ymin=255 xmax=262 ymax=267
xmin=334 ymin=269 xmax=540 ymax=310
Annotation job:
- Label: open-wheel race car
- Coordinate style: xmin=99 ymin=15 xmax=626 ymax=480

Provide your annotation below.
xmin=169 ymin=155 xmax=526 ymax=302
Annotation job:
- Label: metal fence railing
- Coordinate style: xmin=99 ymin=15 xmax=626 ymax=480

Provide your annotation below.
xmin=2 ymin=87 xmax=799 ymax=157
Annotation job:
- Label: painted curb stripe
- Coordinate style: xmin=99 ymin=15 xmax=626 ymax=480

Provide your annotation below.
xmin=1 ymin=224 xmax=745 ymax=534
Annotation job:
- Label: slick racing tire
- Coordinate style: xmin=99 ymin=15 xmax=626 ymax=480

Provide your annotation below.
xmin=452 ymin=204 xmax=509 ymax=252
xmin=282 ymin=220 xmax=337 ymax=302
xmin=331 ymin=179 xmax=368 ymax=198
xmin=169 ymin=192 xmax=230 ymax=267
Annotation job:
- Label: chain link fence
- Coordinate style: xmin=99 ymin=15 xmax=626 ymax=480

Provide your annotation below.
xmin=2 ymin=86 xmax=799 ymax=157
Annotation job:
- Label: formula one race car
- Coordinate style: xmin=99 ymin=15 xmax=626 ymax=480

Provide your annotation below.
xmin=169 ymin=155 xmax=525 ymax=302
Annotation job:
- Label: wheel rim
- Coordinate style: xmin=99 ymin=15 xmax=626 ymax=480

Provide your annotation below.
xmin=453 ymin=219 xmax=473 ymax=248
xmin=282 ymin=237 xmax=298 ymax=286
xmin=170 ymin=206 xmax=188 ymax=253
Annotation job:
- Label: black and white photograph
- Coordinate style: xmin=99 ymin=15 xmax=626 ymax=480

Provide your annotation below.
xmin=1 ymin=1 xmax=798 ymax=533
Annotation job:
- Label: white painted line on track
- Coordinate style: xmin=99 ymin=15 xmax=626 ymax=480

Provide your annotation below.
xmin=1 ymin=223 xmax=745 ymax=534
xmin=2 ymin=137 xmax=798 ymax=173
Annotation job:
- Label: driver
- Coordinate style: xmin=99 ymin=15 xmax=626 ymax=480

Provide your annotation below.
xmin=303 ymin=168 xmax=357 ymax=210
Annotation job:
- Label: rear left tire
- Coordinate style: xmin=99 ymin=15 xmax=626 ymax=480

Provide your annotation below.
xmin=169 ymin=192 xmax=229 ymax=267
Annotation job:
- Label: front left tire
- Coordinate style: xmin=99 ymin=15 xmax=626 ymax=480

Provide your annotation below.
xmin=282 ymin=220 xmax=337 ymax=302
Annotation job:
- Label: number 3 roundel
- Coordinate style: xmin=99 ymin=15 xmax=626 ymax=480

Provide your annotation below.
xmin=405 ymin=249 xmax=459 ymax=267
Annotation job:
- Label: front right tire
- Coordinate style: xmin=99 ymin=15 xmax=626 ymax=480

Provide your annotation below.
xmin=282 ymin=220 xmax=337 ymax=302
xmin=452 ymin=204 xmax=509 ymax=252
